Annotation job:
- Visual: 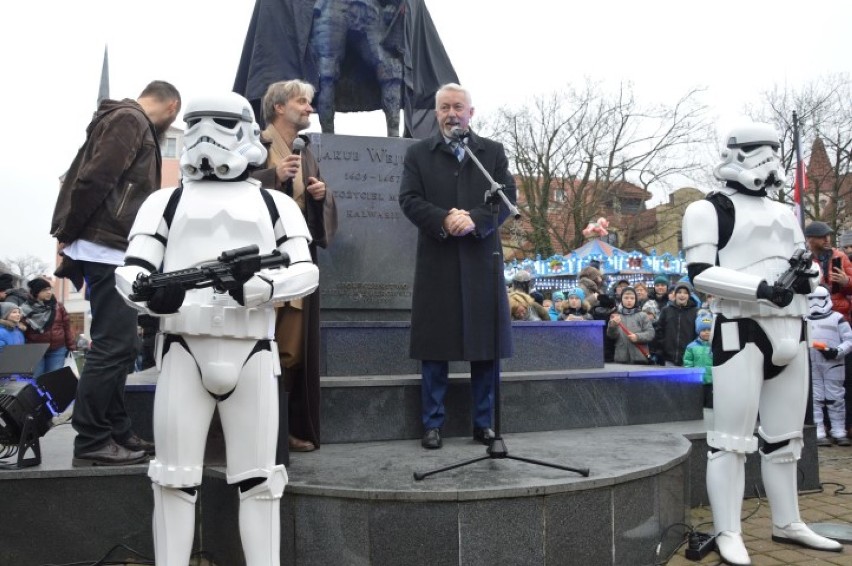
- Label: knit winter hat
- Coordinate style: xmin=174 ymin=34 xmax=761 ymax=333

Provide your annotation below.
xmin=0 ymin=273 xmax=14 ymax=292
xmin=27 ymin=277 xmax=51 ymax=296
xmin=641 ymin=300 xmax=660 ymax=317
xmin=620 ymin=286 xmax=637 ymax=300
xmin=552 ymin=291 xmax=566 ymax=302
xmin=673 ymin=280 xmax=694 ymax=295
xmin=695 ymin=312 xmax=713 ymax=333
xmin=567 ymin=288 xmax=586 ymax=302
xmin=0 ymin=302 xmax=21 ymax=320
xmin=653 ymin=275 xmax=669 ymax=286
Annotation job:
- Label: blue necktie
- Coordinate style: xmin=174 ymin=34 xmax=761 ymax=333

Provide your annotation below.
xmin=452 ymin=142 xmax=464 ymax=162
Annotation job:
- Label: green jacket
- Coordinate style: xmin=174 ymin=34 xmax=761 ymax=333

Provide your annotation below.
xmin=683 ymin=337 xmax=712 ymax=384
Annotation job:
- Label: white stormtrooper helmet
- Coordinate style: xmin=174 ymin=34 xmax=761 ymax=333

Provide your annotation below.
xmin=180 ymin=93 xmax=267 ymax=181
xmin=713 ymin=123 xmax=785 ymax=194
xmin=808 ymin=285 xmax=832 ymax=317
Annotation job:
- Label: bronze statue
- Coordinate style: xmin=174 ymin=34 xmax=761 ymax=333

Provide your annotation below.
xmin=234 ymin=0 xmax=459 ymax=139
xmin=311 ymin=0 xmax=403 ymax=136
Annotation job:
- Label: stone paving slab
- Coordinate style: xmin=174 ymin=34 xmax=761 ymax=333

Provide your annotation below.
xmin=206 ymin=426 xmax=692 ymax=502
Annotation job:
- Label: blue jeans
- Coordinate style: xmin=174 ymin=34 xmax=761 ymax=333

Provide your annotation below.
xmin=421 ymin=360 xmax=496 ymax=430
xmin=33 ymin=346 xmax=67 ymax=378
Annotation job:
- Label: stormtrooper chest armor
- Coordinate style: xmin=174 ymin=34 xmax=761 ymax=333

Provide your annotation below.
xmin=717 ymin=190 xmax=800 ymax=284
xmin=163 ymin=179 xmax=276 ymax=273
xmin=809 ymin=312 xmax=845 ymax=346
xmin=159 ymin=178 xmax=278 ymax=339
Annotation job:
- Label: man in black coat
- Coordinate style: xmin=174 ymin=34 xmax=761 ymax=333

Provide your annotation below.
xmin=399 ymin=83 xmax=516 ymax=450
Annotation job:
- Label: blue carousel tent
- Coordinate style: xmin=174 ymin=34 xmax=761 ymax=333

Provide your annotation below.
xmin=504 ymin=239 xmax=687 ymax=292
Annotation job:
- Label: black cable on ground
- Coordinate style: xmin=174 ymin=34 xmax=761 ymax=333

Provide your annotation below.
xmin=654 ymin=483 xmax=764 ymax=565
xmin=653 ymin=522 xmax=691 ymax=566
xmin=818 ymin=481 xmax=852 ymax=495
xmin=39 ymin=544 xmax=219 ymax=566
xmin=40 ymin=543 xmax=153 ymax=566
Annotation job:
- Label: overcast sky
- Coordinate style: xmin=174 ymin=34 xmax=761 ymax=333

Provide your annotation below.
xmin=1 ymin=0 xmax=850 ymax=267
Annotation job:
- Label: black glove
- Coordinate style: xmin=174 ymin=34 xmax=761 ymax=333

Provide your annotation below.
xmin=147 ymin=284 xmax=186 ymax=315
xmin=756 ymin=281 xmax=794 ymax=308
xmin=792 ymin=273 xmax=816 ymax=295
xmin=822 ymin=347 xmax=840 ymax=360
xmin=229 ymin=285 xmax=246 ymax=306
xmin=231 ymin=256 xmax=262 ymax=286
xmin=225 ymin=256 xmax=262 ymax=306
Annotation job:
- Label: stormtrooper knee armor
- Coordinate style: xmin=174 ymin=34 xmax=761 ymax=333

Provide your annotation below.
xmin=683 ymin=123 xmax=841 ymax=565
xmin=116 ymin=92 xmax=319 ymax=566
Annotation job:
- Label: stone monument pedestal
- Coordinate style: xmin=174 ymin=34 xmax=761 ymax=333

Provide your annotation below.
xmin=309 ymin=133 xmax=418 ymax=322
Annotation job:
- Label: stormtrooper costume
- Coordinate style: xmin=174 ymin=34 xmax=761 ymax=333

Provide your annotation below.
xmin=115 ymin=93 xmax=319 ymax=566
xmin=682 ymin=123 xmax=842 ymax=565
xmin=807 ymin=286 xmax=852 ymax=444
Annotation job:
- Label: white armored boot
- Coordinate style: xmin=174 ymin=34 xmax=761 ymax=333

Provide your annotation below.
xmin=761 ymin=451 xmax=842 ymax=552
xmin=707 ymin=450 xmax=751 ymax=565
xmin=152 ymin=483 xmax=197 ymax=565
xmin=238 ymin=466 xmax=288 ymax=566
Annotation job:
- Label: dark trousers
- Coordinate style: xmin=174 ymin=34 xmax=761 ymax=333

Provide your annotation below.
xmin=421 ymin=360 xmax=495 ymax=430
xmin=71 ymin=261 xmax=137 ymax=455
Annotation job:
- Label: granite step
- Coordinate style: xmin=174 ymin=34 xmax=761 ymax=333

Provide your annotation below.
xmin=126 ymin=364 xmax=706 ymax=444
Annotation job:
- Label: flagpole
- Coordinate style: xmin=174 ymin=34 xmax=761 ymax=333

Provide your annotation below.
xmin=792 ymin=110 xmax=806 ymax=232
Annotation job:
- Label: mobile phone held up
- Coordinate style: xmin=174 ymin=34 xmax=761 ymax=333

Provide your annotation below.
xmin=832 ymin=256 xmax=842 ymax=293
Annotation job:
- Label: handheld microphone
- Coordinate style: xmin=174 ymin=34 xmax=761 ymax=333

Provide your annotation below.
xmin=292 ymin=137 xmax=306 ymax=155
xmin=284 ymin=137 xmax=306 ymax=195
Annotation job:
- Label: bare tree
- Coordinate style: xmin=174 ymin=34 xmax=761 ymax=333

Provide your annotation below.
xmin=746 ymin=74 xmax=852 ymax=234
xmin=488 ymin=80 xmax=712 ymax=256
xmin=3 ymin=255 xmax=51 ymax=284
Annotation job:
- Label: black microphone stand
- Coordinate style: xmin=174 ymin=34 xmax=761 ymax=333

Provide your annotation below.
xmin=414 ymin=136 xmax=590 ymax=481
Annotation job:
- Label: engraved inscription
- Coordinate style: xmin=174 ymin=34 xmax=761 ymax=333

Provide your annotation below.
xmin=327 ymin=282 xmax=413 ymax=303
xmin=310 ymin=133 xmax=418 ymax=311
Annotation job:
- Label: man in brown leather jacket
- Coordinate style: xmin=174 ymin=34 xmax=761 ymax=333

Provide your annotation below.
xmin=51 ymin=80 xmax=180 ymax=466
xmin=252 ymin=79 xmax=337 ymax=454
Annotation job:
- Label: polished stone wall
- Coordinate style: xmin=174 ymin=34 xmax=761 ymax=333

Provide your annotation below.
xmin=319 ymin=320 xmax=607 ymax=376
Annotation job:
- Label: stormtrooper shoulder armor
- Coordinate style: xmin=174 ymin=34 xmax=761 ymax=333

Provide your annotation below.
xmin=267 ymin=189 xmax=313 ymax=243
xmin=682 ymin=199 xmax=719 ymax=265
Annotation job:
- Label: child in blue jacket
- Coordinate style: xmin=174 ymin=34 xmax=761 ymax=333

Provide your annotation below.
xmin=0 ymin=302 xmax=25 ymax=352
xmin=684 ymin=311 xmax=714 ymax=408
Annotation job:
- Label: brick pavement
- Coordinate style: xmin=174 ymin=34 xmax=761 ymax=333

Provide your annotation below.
xmin=667 ymin=446 xmax=852 ymax=565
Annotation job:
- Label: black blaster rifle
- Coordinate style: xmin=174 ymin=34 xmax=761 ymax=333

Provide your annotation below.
xmin=774 ymin=248 xmax=817 ymax=292
xmin=128 ymin=245 xmax=290 ymax=302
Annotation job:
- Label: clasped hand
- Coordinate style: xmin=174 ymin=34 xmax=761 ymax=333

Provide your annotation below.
xmin=443 ymin=208 xmax=475 ymax=237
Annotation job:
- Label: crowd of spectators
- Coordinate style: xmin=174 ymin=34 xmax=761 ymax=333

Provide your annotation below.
xmin=507 ymin=266 xmax=716 ymax=403
xmin=0 ymin=273 xmax=78 ymax=376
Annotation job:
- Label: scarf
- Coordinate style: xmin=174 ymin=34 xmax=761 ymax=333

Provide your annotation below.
xmin=262 ymin=125 xmax=306 ymax=211
xmin=262 ymin=124 xmax=307 ymax=311
xmin=21 ymin=298 xmax=56 ymax=333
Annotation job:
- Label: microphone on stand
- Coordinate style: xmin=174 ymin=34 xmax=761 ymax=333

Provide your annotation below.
xmin=450 ymin=126 xmax=468 ymax=143
xmin=283 ymin=137 xmax=306 ymax=196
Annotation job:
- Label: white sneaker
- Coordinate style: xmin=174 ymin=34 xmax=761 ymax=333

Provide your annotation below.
xmin=716 ymin=531 xmax=751 ymax=565
xmin=772 ymin=522 xmax=843 ymax=552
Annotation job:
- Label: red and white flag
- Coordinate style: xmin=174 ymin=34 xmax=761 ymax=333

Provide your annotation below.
xmin=792 ymin=112 xmax=807 ymax=228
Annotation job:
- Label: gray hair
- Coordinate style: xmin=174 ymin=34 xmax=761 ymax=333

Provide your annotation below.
xmin=262 ymin=80 xmax=316 ymax=125
xmin=435 ymin=83 xmax=472 ymax=108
